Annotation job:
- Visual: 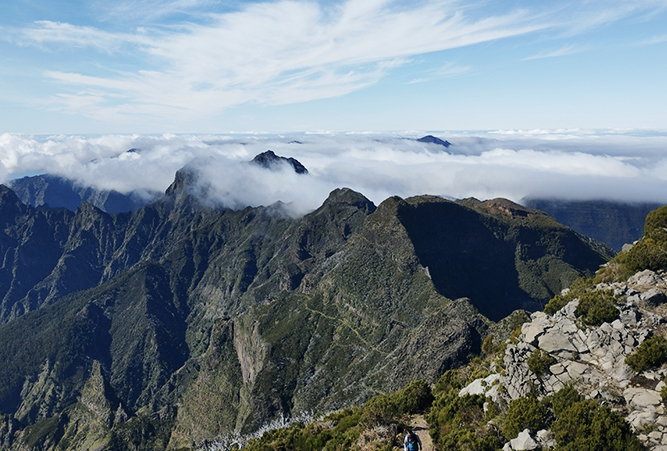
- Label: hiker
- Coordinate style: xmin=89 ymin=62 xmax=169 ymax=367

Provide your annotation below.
xmin=404 ymin=429 xmax=422 ymax=451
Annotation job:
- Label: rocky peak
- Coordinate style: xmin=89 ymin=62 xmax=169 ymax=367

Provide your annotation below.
xmin=416 ymin=135 xmax=451 ymax=148
xmin=251 ymin=150 xmax=308 ymax=174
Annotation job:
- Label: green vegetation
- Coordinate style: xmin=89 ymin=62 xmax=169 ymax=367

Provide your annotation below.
xmin=576 ymin=289 xmax=619 ymax=326
xmin=243 ymin=379 xmax=434 ymax=451
xmin=527 ymin=349 xmax=556 ymax=378
xmin=242 ymin=408 xmax=364 ymax=451
xmin=550 ymin=387 xmax=643 ymax=450
xmin=502 ymin=395 xmax=549 ymax=439
xmin=598 ymin=205 xmax=667 ymax=281
xmin=427 ymin=369 xmax=504 ymax=451
xmin=543 ymin=277 xmax=595 ymax=315
xmin=626 ymin=336 xmax=667 ymax=372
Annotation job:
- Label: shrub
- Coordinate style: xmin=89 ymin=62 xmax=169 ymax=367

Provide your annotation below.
xmin=551 ymin=399 xmax=643 ymax=450
xmin=576 ymin=289 xmax=619 ymax=326
xmin=502 ymin=395 xmax=548 ymax=440
xmin=395 ymin=379 xmax=434 ymax=415
xmin=626 ymin=335 xmax=667 ymax=372
xmin=482 ymin=335 xmax=495 ymax=355
xmin=544 ymin=277 xmax=595 ymax=315
xmin=361 ymin=393 xmax=400 ymax=426
xmin=644 ymin=205 xmax=667 ymax=240
xmin=544 ymin=294 xmax=569 ymax=315
xmin=428 ymin=393 xmax=503 ymax=451
xmin=551 ymin=385 xmax=581 ymax=417
xmin=527 ymin=349 xmax=556 ymax=378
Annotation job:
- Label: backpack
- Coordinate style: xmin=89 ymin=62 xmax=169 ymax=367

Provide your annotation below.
xmin=407 ymin=433 xmax=418 ymax=451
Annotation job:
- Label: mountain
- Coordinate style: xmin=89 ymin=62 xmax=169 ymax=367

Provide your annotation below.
xmin=251 ymin=150 xmax=308 ymax=174
xmin=523 ymin=198 xmax=662 ymax=252
xmin=416 ymin=135 xmax=451 ymax=148
xmin=9 ymin=174 xmax=162 ymax=214
xmin=0 ymin=174 xmax=612 ymax=450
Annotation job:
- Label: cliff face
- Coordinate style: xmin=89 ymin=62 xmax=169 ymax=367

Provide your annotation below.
xmin=0 ymin=178 xmax=613 ymax=450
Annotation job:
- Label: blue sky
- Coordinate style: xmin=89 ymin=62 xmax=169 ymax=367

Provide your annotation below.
xmin=1 ymin=0 xmax=666 ymax=134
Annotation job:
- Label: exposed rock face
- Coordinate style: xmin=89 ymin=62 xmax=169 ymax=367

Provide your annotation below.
xmin=461 ymin=268 xmax=667 ymax=450
xmin=251 ymin=150 xmax=308 ymax=174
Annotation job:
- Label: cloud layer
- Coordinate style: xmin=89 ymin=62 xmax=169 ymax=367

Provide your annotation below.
xmin=1 ymin=130 xmax=666 ymax=215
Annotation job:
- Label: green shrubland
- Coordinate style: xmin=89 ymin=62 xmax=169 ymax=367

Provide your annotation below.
xmin=626 ymin=335 xmax=667 ymax=372
xmin=598 ymin=205 xmax=667 ymax=281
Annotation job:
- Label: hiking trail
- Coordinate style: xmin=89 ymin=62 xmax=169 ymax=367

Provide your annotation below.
xmin=409 ymin=414 xmax=435 ymax=451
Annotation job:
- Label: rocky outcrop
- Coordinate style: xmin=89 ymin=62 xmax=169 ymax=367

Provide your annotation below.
xmin=251 ymin=150 xmax=308 ymax=174
xmin=461 ymin=268 xmax=667 ymax=450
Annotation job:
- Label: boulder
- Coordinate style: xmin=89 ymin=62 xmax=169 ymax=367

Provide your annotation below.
xmin=510 ymin=429 xmax=539 ymax=450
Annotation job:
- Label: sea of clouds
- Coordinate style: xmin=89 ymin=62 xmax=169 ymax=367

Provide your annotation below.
xmin=0 ymin=129 xmax=665 ymax=215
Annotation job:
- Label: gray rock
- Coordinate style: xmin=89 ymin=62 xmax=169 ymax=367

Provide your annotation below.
xmin=641 ymin=288 xmax=666 ymax=304
xmin=629 ymin=270 xmax=660 ymax=287
xmin=510 ymin=429 xmax=539 ymax=450
xmin=538 ymin=331 xmax=577 ymax=354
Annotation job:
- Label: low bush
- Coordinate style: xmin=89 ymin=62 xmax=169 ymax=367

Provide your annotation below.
xmin=626 ymin=335 xmax=667 ymax=372
xmin=551 ymin=399 xmax=643 ymax=450
xmin=502 ymin=395 xmax=549 ymax=440
xmin=395 ymin=379 xmax=434 ymax=415
xmin=576 ymin=289 xmax=619 ymax=326
xmin=527 ymin=349 xmax=556 ymax=378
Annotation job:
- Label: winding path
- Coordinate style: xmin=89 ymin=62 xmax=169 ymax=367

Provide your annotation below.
xmin=409 ymin=415 xmax=435 ymax=451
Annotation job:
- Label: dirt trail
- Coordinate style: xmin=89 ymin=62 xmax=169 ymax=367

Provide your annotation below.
xmin=409 ymin=415 xmax=435 ymax=451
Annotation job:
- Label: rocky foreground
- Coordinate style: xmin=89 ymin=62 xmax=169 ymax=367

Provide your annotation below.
xmin=460 ymin=268 xmax=667 ymax=450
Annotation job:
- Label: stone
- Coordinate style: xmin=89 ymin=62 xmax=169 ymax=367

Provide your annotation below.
xmin=620 ymin=309 xmax=638 ymax=327
xmin=523 ymin=320 xmax=549 ymax=345
xmin=538 ymin=331 xmax=577 ymax=353
xmin=649 ymin=430 xmax=663 ymax=441
xmin=624 ymin=388 xmax=662 ymax=408
xmin=459 ymin=374 xmax=500 ymax=397
xmin=510 ymin=429 xmax=539 ymax=450
xmin=536 ymin=429 xmax=556 ymax=448
xmin=642 ymin=288 xmax=666 ymax=304
xmin=564 ymin=361 xmax=589 ymax=379
xmin=629 ymin=270 xmax=660 ymax=287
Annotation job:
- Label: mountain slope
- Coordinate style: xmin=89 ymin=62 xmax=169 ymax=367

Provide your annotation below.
xmin=9 ymin=174 xmax=160 ymax=214
xmin=524 ymin=198 xmax=662 ymax=252
xmin=0 ymin=178 xmax=612 ymax=449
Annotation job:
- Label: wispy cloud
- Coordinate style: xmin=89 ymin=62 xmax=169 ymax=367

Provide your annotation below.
xmin=408 ymin=62 xmax=471 ymax=84
xmin=523 ymin=44 xmax=583 ymax=60
xmin=5 ymin=0 xmax=667 ymax=125
xmin=11 ymin=0 xmax=548 ymax=122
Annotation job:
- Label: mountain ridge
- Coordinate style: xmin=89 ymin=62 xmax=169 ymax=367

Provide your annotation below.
xmin=0 ymin=176 xmax=614 ymax=450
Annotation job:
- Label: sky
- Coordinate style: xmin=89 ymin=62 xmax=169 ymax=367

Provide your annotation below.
xmin=1 ymin=1 xmax=666 ymax=211
xmin=1 ymin=0 xmax=666 ymax=133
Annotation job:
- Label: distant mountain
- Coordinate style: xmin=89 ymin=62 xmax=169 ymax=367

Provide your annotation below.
xmin=251 ymin=150 xmax=308 ymax=174
xmin=416 ymin=135 xmax=451 ymax=148
xmin=0 ymin=173 xmax=612 ymax=449
xmin=9 ymin=174 xmax=161 ymax=214
xmin=523 ymin=199 xmax=663 ymax=252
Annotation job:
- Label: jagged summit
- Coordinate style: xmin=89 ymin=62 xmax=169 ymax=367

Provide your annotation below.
xmin=251 ymin=150 xmax=308 ymax=174
xmin=417 ymin=135 xmax=451 ymax=148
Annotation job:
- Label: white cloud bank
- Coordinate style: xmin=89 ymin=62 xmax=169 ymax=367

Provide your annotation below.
xmin=1 ymin=130 xmax=666 ymax=215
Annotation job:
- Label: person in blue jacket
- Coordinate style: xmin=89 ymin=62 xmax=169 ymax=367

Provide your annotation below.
xmin=404 ymin=429 xmax=422 ymax=451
